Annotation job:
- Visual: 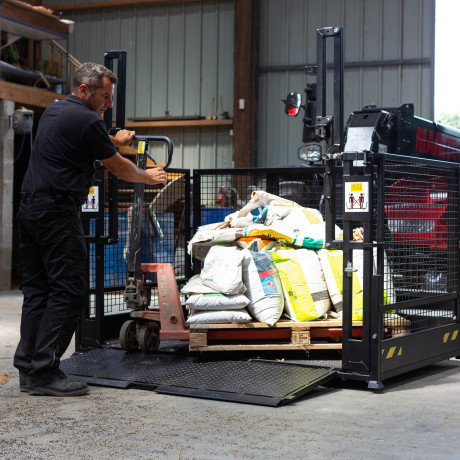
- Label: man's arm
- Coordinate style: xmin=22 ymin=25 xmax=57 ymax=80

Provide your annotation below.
xmin=101 ymin=153 xmax=167 ymax=185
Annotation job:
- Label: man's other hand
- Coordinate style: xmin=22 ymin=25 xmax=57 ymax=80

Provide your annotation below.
xmin=111 ymin=129 xmax=135 ymax=147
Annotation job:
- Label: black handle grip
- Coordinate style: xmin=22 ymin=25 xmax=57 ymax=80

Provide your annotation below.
xmin=133 ymin=135 xmax=174 ymax=171
xmin=109 ymin=130 xmax=174 ymax=171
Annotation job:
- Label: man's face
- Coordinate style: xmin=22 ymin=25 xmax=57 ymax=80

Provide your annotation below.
xmin=80 ymin=76 xmax=114 ymax=116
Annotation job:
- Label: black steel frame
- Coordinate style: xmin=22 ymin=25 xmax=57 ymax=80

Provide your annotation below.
xmin=77 ymin=167 xmax=191 ymax=350
xmin=325 ymin=152 xmax=460 ymax=388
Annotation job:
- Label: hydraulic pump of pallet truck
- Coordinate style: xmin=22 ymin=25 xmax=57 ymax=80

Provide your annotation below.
xmin=120 ymin=134 xmax=174 ymax=311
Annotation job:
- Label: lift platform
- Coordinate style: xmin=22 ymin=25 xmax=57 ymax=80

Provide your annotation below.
xmin=61 ymin=348 xmax=337 ymax=407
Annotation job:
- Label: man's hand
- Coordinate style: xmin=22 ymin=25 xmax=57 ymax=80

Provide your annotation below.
xmin=110 ymin=129 xmax=135 ymax=147
xmin=146 ymin=167 xmax=167 ymax=185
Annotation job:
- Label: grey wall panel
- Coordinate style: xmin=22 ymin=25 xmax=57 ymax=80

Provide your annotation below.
xmin=133 ymin=126 xmax=233 ymax=171
xmin=44 ymin=1 xmax=235 ymax=171
xmin=257 ymin=0 xmax=435 ymax=167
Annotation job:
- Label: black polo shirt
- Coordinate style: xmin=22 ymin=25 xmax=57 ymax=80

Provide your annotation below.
xmin=21 ymin=95 xmax=117 ymax=205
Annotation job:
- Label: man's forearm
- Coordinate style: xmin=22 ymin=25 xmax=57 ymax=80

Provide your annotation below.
xmin=101 ymin=153 xmax=163 ymax=185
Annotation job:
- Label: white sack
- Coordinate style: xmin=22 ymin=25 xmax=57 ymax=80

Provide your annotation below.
xmin=185 ymin=293 xmax=249 ymax=310
xmin=180 ymin=274 xmax=219 ymax=294
xmin=242 ymin=250 xmax=284 ymax=326
xmin=186 ymin=308 xmax=252 ymax=324
xmin=200 ymin=245 xmax=246 ymax=295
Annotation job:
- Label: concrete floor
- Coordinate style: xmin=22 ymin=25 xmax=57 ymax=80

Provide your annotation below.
xmin=1 ymin=289 xmax=459 ymax=460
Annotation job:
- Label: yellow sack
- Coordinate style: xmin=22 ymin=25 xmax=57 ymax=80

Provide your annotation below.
xmin=317 ymin=248 xmax=393 ymax=321
xmin=272 ymin=248 xmax=331 ymax=321
xmin=317 ymin=249 xmax=363 ymax=321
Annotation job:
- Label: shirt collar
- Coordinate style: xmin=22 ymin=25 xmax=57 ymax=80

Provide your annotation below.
xmin=66 ymin=94 xmax=90 ymax=109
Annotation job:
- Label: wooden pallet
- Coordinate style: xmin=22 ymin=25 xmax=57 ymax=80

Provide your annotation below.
xmin=189 ymin=319 xmax=356 ymax=352
xmin=188 ymin=318 xmax=412 ymax=352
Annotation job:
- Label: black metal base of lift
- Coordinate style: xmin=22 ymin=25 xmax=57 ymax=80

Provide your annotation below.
xmin=61 ymin=347 xmax=337 ymax=407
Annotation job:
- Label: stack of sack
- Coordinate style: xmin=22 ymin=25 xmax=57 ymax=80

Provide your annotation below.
xmin=183 ymin=190 xmax=394 ymax=325
xmin=183 ymin=245 xmax=252 ymax=324
xmin=182 ymin=245 xmax=285 ymax=326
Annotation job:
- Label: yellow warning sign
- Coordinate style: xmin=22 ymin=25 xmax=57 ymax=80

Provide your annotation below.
xmin=345 ymin=181 xmax=369 ymax=212
xmin=138 ymin=141 xmax=145 ymax=154
xmin=82 ymin=185 xmax=99 ymax=213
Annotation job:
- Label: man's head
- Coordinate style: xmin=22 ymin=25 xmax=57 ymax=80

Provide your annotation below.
xmin=72 ymin=63 xmax=118 ymax=116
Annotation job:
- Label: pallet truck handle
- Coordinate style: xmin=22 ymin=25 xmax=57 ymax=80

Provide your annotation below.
xmin=132 ymin=135 xmax=174 ymax=171
xmin=109 ymin=129 xmax=174 ymax=171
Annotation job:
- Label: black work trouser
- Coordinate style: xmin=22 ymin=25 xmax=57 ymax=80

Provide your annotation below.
xmin=14 ymin=193 xmax=87 ymax=387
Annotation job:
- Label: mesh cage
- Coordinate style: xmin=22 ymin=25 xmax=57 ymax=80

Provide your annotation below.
xmin=193 ymin=167 xmax=325 ymax=231
xmin=85 ymin=169 xmax=190 ymax=317
xmin=381 ymin=158 xmax=459 ymax=336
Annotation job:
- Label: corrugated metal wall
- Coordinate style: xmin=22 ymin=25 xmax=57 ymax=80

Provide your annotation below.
xmin=257 ymin=0 xmax=435 ymax=166
xmin=46 ymin=0 xmax=435 ymax=169
xmin=46 ymin=0 xmax=235 ymax=170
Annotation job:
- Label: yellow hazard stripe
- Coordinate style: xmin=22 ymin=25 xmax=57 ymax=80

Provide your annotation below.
xmin=442 ymin=329 xmax=459 ymax=343
xmin=386 ymin=347 xmax=396 ymax=358
xmin=382 ymin=346 xmax=403 ymax=359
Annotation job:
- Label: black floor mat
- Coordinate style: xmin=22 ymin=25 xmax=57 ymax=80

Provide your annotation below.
xmin=61 ymin=348 xmax=337 ymax=406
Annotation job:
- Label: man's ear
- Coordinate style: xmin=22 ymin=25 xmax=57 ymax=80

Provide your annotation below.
xmin=79 ymin=84 xmax=88 ymax=97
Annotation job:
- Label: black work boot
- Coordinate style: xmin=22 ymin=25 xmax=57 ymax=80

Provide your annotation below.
xmin=29 ymin=371 xmax=89 ymax=396
xmin=19 ymin=372 xmax=28 ymax=393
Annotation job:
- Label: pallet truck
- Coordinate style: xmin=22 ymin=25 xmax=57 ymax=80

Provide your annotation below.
xmin=118 ymin=135 xmax=189 ymax=353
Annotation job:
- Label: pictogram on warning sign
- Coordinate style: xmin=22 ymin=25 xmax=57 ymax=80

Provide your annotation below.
xmin=82 ymin=186 xmax=99 ymax=213
xmin=344 ymin=181 xmax=368 ymax=212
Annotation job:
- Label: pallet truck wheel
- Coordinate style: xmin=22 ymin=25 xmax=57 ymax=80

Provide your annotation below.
xmin=119 ymin=320 xmax=139 ymax=352
xmin=137 ymin=322 xmax=160 ymax=354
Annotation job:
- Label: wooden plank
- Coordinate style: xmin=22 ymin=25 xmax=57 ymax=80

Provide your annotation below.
xmin=123 ymin=119 xmax=233 ymax=128
xmin=306 ymin=343 xmax=343 ymax=350
xmin=188 ymin=319 xmax=364 ymax=330
xmin=2 ymin=0 xmax=68 ymax=37
xmin=189 ymin=343 xmax=310 ymax=352
xmin=233 ymin=0 xmax=256 ymax=168
xmin=0 ymin=81 xmax=65 ymax=108
xmin=189 ymin=331 xmax=208 ymax=348
xmin=188 ymin=320 xmax=309 ymax=330
xmin=47 ymin=0 xmax=217 ymax=12
xmin=291 ymin=330 xmax=310 ymax=345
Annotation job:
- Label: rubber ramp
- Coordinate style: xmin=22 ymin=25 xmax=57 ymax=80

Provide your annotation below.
xmin=61 ymin=348 xmax=336 ymax=406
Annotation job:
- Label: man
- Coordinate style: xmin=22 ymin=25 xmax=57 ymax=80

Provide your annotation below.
xmin=14 ymin=62 xmax=167 ymax=396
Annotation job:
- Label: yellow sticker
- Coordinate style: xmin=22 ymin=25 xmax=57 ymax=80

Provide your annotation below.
xmin=138 ymin=141 xmax=145 ymax=153
xmin=351 ymin=183 xmax=362 ymax=192
xmin=89 ymin=187 xmax=94 ymax=194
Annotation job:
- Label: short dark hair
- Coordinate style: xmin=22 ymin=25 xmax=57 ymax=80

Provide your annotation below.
xmin=73 ymin=62 xmax=118 ymax=95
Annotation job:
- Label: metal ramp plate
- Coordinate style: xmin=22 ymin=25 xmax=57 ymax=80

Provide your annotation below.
xmin=61 ymin=348 xmax=337 ymax=406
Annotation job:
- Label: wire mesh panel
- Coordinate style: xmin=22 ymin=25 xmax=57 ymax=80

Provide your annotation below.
xmin=381 ymin=157 xmax=459 ymax=335
xmin=193 ymin=167 xmax=325 ymax=231
xmin=85 ymin=169 xmax=190 ymax=318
